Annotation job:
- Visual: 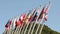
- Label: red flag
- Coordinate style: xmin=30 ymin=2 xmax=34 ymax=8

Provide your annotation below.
xmin=38 ymin=7 xmax=45 ymax=21
xmin=28 ymin=7 xmax=40 ymax=22
xmin=44 ymin=15 xmax=48 ymax=21
xmin=15 ymin=13 xmax=26 ymax=28
xmin=5 ymin=19 xmax=12 ymax=30
xmin=44 ymin=2 xmax=51 ymax=21
xmin=31 ymin=12 xmax=38 ymax=21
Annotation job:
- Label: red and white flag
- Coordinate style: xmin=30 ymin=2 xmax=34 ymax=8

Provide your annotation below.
xmin=44 ymin=2 xmax=51 ymax=21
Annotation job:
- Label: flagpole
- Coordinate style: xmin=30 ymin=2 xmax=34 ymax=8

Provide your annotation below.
xmin=28 ymin=9 xmax=39 ymax=34
xmin=24 ymin=22 xmax=30 ymax=34
xmin=39 ymin=2 xmax=51 ymax=34
xmin=35 ymin=20 xmax=42 ymax=34
xmin=20 ymin=22 xmax=27 ymax=34
xmin=20 ymin=10 xmax=31 ymax=34
xmin=23 ymin=9 xmax=33 ymax=34
xmin=35 ymin=13 xmax=44 ymax=34
xmin=39 ymin=22 xmax=45 ymax=34
xmin=19 ymin=22 xmax=25 ymax=34
xmin=30 ymin=21 xmax=37 ymax=34
xmin=21 ymin=19 xmax=30 ymax=34
xmin=34 ymin=5 xmax=42 ymax=34
xmin=27 ymin=22 xmax=33 ymax=34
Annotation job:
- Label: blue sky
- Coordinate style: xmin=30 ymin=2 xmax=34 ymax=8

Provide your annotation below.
xmin=0 ymin=0 xmax=60 ymax=34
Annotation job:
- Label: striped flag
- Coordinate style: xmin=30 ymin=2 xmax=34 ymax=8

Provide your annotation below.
xmin=37 ymin=6 xmax=45 ymax=21
xmin=31 ymin=12 xmax=38 ymax=21
xmin=28 ymin=9 xmax=36 ymax=22
xmin=44 ymin=15 xmax=48 ymax=21
xmin=15 ymin=13 xmax=26 ymax=28
xmin=44 ymin=2 xmax=51 ymax=21
xmin=24 ymin=9 xmax=34 ymax=24
xmin=5 ymin=19 xmax=12 ymax=30
xmin=29 ymin=7 xmax=40 ymax=22
xmin=19 ymin=14 xmax=26 ymax=27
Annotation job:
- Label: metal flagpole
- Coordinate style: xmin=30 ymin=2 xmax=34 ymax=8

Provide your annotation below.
xmin=39 ymin=2 xmax=51 ymax=34
xmin=39 ymin=22 xmax=45 ymax=34
xmin=24 ymin=22 xmax=30 ymax=34
xmin=34 ymin=5 xmax=42 ymax=34
xmin=30 ymin=7 xmax=41 ymax=34
xmin=21 ymin=11 xmax=30 ymax=34
xmin=35 ymin=20 xmax=42 ymax=34
xmin=35 ymin=7 xmax=44 ymax=34
xmin=20 ymin=22 xmax=25 ymax=34
xmin=21 ymin=20 xmax=29 ymax=34
xmin=21 ymin=22 xmax=27 ymax=34
xmin=26 ymin=10 xmax=38 ymax=34
xmin=27 ymin=22 xmax=33 ymax=34
xmin=31 ymin=21 xmax=37 ymax=34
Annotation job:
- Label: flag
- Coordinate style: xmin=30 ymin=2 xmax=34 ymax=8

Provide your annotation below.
xmin=31 ymin=12 xmax=38 ymax=21
xmin=11 ymin=17 xmax=18 ymax=29
xmin=37 ymin=6 xmax=45 ymax=21
xmin=28 ymin=7 xmax=40 ymax=22
xmin=20 ymin=13 xmax=26 ymax=20
xmin=15 ymin=20 xmax=20 ymax=27
xmin=44 ymin=15 xmax=48 ymax=21
xmin=36 ymin=7 xmax=40 ymax=16
xmin=27 ymin=10 xmax=32 ymax=16
xmin=28 ymin=9 xmax=36 ymax=22
xmin=16 ymin=13 xmax=26 ymax=28
xmin=45 ymin=1 xmax=50 ymax=14
xmin=44 ymin=2 xmax=51 ymax=21
xmin=24 ymin=10 xmax=32 ymax=23
xmin=5 ymin=19 xmax=12 ymax=30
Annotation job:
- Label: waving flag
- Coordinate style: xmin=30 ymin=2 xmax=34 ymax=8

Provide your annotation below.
xmin=31 ymin=12 xmax=38 ymax=21
xmin=29 ymin=7 xmax=40 ymax=22
xmin=19 ymin=14 xmax=26 ymax=27
xmin=44 ymin=2 xmax=51 ymax=21
xmin=5 ymin=1 xmax=51 ymax=31
xmin=15 ymin=13 xmax=26 ymax=28
xmin=5 ymin=19 xmax=12 ymax=30
xmin=28 ymin=9 xmax=36 ymax=22
xmin=24 ymin=10 xmax=32 ymax=24
xmin=44 ymin=15 xmax=48 ymax=21
xmin=11 ymin=17 xmax=19 ymax=29
xmin=27 ymin=10 xmax=32 ymax=16
xmin=37 ymin=6 xmax=45 ymax=21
